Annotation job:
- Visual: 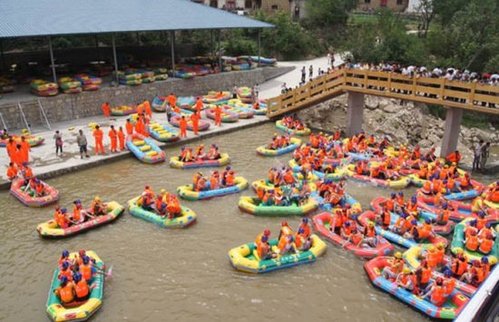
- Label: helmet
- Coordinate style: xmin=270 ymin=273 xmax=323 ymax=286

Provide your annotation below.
xmin=160 ymin=189 xmax=166 ymax=194
xmin=437 ymin=242 xmax=445 ymax=249
xmin=425 ymin=218 xmax=431 ymax=224
xmin=398 ymin=192 xmax=404 ymax=196
xmin=390 ymin=193 xmax=396 ymax=198
xmin=411 ymin=196 xmax=416 ymax=203
xmin=83 ymin=256 xmax=90 ymax=264
xmin=298 ymin=228 xmax=304 ymax=234
xmin=263 ymin=229 xmax=270 ymax=236
xmin=481 ymin=257 xmax=489 ymax=264
xmin=73 ymin=273 xmax=82 ymax=282
xmin=62 ymin=250 xmax=69 ymax=258
xmin=261 ymin=235 xmax=268 ymax=242
xmin=403 ymin=267 xmax=411 ymax=274
xmin=145 ymin=185 xmax=150 ymax=189
xmin=302 ymin=218 xmax=309 ymax=224
xmin=411 ymin=219 xmax=418 ymax=225
xmin=94 ymin=196 xmax=101 ymax=202
xmin=368 ymin=222 xmax=375 ymax=228
xmin=61 ymin=208 xmax=67 ymax=214
xmin=62 ymin=261 xmax=69 ymax=269
xmin=428 ymin=245 xmax=436 ymax=252
xmin=281 ymin=220 xmax=288 ymax=227
xmin=60 ymin=276 xmax=68 ymax=284
xmin=478 ymin=211 xmax=486 ymax=218
xmin=394 ymin=252 xmax=402 ymax=259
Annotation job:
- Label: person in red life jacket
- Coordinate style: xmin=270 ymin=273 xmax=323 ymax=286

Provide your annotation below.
xmin=382 ymin=252 xmax=405 ymax=280
xmin=54 ymin=276 xmax=75 ymax=305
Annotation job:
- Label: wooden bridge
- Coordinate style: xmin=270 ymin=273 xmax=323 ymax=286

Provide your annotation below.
xmin=265 ymin=69 xmax=499 ymax=156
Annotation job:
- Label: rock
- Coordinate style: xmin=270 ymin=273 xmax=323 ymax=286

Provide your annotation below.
xmin=365 ymin=96 xmax=379 ymax=110
xmin=427 ymin=134 xmax=440 ymax=145
xmin=382 ymin=104 xmax=399 ymax=113
xmin=418 ymin=139 xmax=432 ymax=149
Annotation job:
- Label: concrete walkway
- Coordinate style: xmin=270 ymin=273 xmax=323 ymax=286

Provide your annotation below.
xmin=1 ymin=56 xmax=338 ymax=188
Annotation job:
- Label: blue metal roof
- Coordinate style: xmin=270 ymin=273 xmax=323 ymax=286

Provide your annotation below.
xmin=0 ymin=0 xmax=273 ymax=38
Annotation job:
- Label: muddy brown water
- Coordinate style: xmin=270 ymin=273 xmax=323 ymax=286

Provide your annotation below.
xmin=0 ymin=123 xmax=495 ymax=322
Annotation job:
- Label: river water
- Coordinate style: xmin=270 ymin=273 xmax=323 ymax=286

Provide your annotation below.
xmin=1 ymin=122 xmax=494 ymax=322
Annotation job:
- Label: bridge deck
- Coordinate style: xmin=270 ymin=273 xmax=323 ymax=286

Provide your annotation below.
xmin=266 ymin=69 xmax=499 ymax=117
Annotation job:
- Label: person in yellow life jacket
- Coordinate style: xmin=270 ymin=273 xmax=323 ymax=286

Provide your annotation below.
xmin=277 ymin=234 xmax=295 ymax=256
xmin=435 ymin=242 xmax=446 ymax=266
xmin=479 ymin=234 xmax=494 ymax=254
xmin=73 ymin=273 xmax=93 ymax=302
xmin=471 ymin=197 xmax=486 ymax=213
xmin=209 ymin=171 xmax=220 ymax=190
xmin=179 ymin=147 xmax=192 ymax=162
xmin=451 ymin=252 xmax=468 ymax=278
xmin=423 ymin=277 xmax=446 ymax=306
xmin=382 ymin=252 xmax=404 ymax=280
xmin=90 ymin=196 xmax=106 ymax=216
xmin=54 ymin=276 xmax=75 ymax=305
xmin=58 ymin=261 xmax=73 ymax=281
xmin=298 ymin=218 xmax=311 ymax=239
xmin=465 ymin=229 xmax=479 ymax=251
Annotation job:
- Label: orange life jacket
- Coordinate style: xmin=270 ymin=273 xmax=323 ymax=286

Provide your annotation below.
xmin=479 ymin=238 xmax=493 ymax=254
xmin=466 ymin=235 xmax=479 ymax=251
xmin=58 ymin=284 xmax=74 ymax=303
xmin=81 ymin=264 xmax=92 ymax=281
xmin=451 ymin=258 xmax=467 ymax=276
xmin=74 ymin=280 xmax=89 ymax=298
xmin=431 ymin=286 xmax=445 ymax=305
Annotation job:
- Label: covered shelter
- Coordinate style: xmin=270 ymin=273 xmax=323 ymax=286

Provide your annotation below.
xmin=0 ymin=0 xmax=273 ymax=82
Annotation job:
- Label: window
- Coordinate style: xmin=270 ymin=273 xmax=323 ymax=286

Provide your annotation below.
xmin=396 ymin=0 xmax=403 ymax=4
xmin=271 ymin=4 xmax=278 ymax=10
xmin=209 ymin=0 xmax=218 ymax=7
xmin=364 ymin=0 xmax=370 ymax=3
xmin=244 ymin=0 xmax=252 ymax=8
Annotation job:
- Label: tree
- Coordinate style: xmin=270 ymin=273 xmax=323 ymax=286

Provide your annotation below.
xmin=416 ymin=0 xmax=435 ymax=38
xmin=305 ymin=0 xmax=357 ymax=29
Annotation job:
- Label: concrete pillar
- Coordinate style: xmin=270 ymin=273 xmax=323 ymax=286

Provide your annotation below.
xmin=440 ymin=107 xmax=463 ymax=157
xmin=346 ymin=92 xmax=364 ymax=137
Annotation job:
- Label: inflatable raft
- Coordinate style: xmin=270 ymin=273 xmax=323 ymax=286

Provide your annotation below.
xmin=177 ymin=96 xmax=196 ymax=110
xmin=364 ymin=256 xmax=469 ymax=320
xmin=126 ymin=133 xmax=166 ymax=164
xmin=37 ymin=201 xmax=124 ymax=237
xmin=202 ymin=91 xmax=230 ymax=104
xmin=151 ymin=96 xmax=167 ymax=112
xmin=110 ymin=105 xmax=136 ymax=116
xmin=275 ymin=120 xmax=311 ymax=136
xmin=371 ymin=197 xmax=455 ymax=235
xmin=288 ymin=159 xmax=346 ymax=181
xmin=344 ymin=165 xmax=411 ymax=189
xmin=238 ymin=196 xmax=318 ymax=216
xmin=445 ymin=180 xmax=485 ymax=201
xmin=358 ymin=211 xmax=448 ymax=249
xmin=250 ymin=179 xmax=317 ymax=193
xmin=0 ymin=134 xmax=45 ymax=147
xmin=313 ymin=212 xmax=393 ymax=258
xmin=236 ymin=86 xmax=253 ymax=103
xmin=10 ymin=178 xmax=59 ymax=207
xmin=228 ymin=234 xmax=327 ymax=273
xmin=450 ymin=218 xmax=498 ymax=264
xmin=148 ymin=121 xmax=180 ymax=143
xmin=127 ymin=197 xmax=197 ymax=228
xmin=169 ymin=115 xmax=210 ymax=132
xmin=416 ymin=195 xmax=499 ymax=222
xmin=311 ymin=192 xmax=362 ymax=213
xmin=205 ymin=106 xmax=239 ymax=123
xmin=46 ymin=250 xmax=104 ymax=322
xmin=177 ymin=177 xmax=248 ymax=201
xmin=169 ymin=153 xmax=230 ymax=169
xmin=226 ymin=105 xmax=254 ymax=119
xmin=256 ymin=138 xmax=301 ymax=156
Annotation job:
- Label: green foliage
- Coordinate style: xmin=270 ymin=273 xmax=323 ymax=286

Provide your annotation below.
xmin=305 ymin=0 xmax=356 ymax=28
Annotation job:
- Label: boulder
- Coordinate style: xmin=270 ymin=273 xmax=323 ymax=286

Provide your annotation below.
xmin=382 ymin=103 xmax=399 ymax=113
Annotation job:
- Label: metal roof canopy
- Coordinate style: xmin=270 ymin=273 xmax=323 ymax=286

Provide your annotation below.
xmin=0 ymin=0 xmax=273 ymax=39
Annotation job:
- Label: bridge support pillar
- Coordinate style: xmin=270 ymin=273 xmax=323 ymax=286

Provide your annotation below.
xmin=440 ymin=107 xmax=463 ymax=158
xmin=346 ymin=92 xmax=364 ymax=137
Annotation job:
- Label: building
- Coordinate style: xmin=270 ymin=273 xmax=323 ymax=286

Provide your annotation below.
xmin=357 ymin=0 xmax=409 ymax=12
xmin=196 ymin=0 xmax=296 ymax=16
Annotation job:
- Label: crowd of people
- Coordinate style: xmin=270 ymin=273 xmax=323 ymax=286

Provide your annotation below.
xmin=254 ymin=220 xmax=313 ymax=259
xmin=53 ymin=197 xmax=107 ymax=228
xmin=280 ymin=115 xmax=306 ymax=131
xmin=192 ymin=167 xmax=237 ymax=192
xmin=266 ymin=134 xmax=292 ymax=150
xmin=178 ymin=144 xmax=222 ymax=162
xmin=137 ymin=185 xmax=182 ymax=218
xmin=53 ymin=250 xmax=98 ymax=305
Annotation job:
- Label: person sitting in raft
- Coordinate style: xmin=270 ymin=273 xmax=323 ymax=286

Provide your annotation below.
xmin=298 ymin=218 xmax=311 ymax=239
xmin=70 ymin=200 xmax=85 ymax=225
xmin=396 ymin=267 xmax=417 ymax=293
xmin=449 ymin=251 xmax=468 ymax=279
xmin=195 ymin=145 xmax=207 ymax=160
xmin=54 ymin=208 xmax=70 ymax=229
xmin=363 ymin=221 xmax=378 ymax=247
xmin=458 ymin=173 xmax=472 ymax=191
xmin=54 ymin=276 xmax=75 ymax=305
xmin=465 ymin=229 xmax=479 ymax=252
xmin=255 ymin=229 xmax=271 ymax=245
xmin=155 ymin=194 xmax=168 ymax=217
xmin=422 ymin=277 xmax=447 ymax=306
xmin=194 ymin=174 xmax=207 ymax=192
xmin=179 ymin=147 xmax=194 ymax=162
xmin=278 ymin=220 xmax=294 ymax=241
xmin=256 ymin=234 xmax=276 ymax=260
xmin=6 ymin=162 xmax=18 ymax=181
xmin=58 ymin=261 xmax=73 ymax=281
xmin=414 ymin=260 xmax=432 ymax=295
xmin=138 ymin=186 xmax=155 ymax=211
xmin=483 ymin=181 xmax=499 ymax=203
xmin=73 ymin=272 xmax=94 ymax=302
xmin=478 ymin=222 xmax=496 ymax=242
xmin=209 ymin=171 xmax=220 ymax=190
xmin=89 ymin=196 xmax=106 ymax=216
xmin=329 ymin=209 xmax=345 ymax=235
xmin=59 ymin=249 xmax=70 ymax=268
xmin=445 ymin=150 xmax=461 ymax=165
xmin=223 ymin=169 xmax=236 ymax=187
xmin=382 ymin=252 xmax=405 ymax=280
xmin=277 ymin=234 xmax=296 ymax=256
xmin=294 ymin=228 xmax=312 ymax=251
xmin=207 ymin=144 xmax=221 ymax=160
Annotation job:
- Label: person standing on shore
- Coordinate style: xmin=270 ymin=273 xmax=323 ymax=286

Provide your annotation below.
xmin=232 ymin=85 xmax=238 ymax=99
xmin=179 ymin=116 xmax=187 ymax=138
xmin=101 ymin=102 xmax=111 ymax=118
xmin=125 ymin=119 xmax=133 ymax=135
xmin=93 ymin=125 xmax=105 ymax=155
xmin=253 ymin=83 xmax=259 ymax=102
xmin=20 ymin=136 xmax=30 ymax=164
xmin=76 ymin=130 xmax=90 ymax=159
xmin=53 ymin=130 xmax=63 ymax=156
xmin=118 ymin=126 xmax=125 ymax=151
xmin=309 ymin=65 xmax=313 ymax=79
xmin=301 ymin=66 xmax=306 ymax=84
xmin=480 ymin=142 xmax=490 ymax=170
xmin=108 ymin=125 xmax=118 ymax=153
xmin=472 ymin=140 xmax=483 ymax=171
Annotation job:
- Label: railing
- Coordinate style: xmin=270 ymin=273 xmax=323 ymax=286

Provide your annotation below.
xmin=266 ymin=69 xmax=499 ymax=118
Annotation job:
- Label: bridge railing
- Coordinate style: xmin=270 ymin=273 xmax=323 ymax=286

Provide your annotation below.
xmin=266 ymin=68 xmax=499 ymax=118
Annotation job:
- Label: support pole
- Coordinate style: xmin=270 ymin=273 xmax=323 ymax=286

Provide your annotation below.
xmin=0 ymin=39 xmax=5 ymax=72
xmin=257 ymin=29 xmax=261 ymax=67
xmin=440 ymin=107 xmax=463 ymax=158
xmin=112 ymin=34 xmax=119 ymax=84
xmin=210 ymin=30 xmax=214 ymax=58
xmin=218 ymin=30 xmax=222 ymax=73
xmin=48 ymin=36 xmax=57 ymax=84
xmin=94 ymin=34 xmax=101 ymax=63
xmin=170 ymin=31 xmax=175 ymax=75
xmin=346 ymin=92 xmax=364 ymax=137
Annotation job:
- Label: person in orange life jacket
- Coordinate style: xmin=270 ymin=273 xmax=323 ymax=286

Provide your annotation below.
xmin=464 ymin=219 xmax=478 ymax=238
xmin=155 ymin=194 xmax=167 ymax=217
xmin=450 ymin=251 xmax=468 ymax=278
xmin=479 ymin=233 xmax=494 ymax=254
xmin=467 ymin=260 xmax=486 ymax=286
xmin=54 ymin=275 xmax=75 ymax=305
xmin=459 ymin=173 xmax=472 ymax=191
xmin=179 ymin=115 xmax=188 ymax=138
xmin=298 ymin=218 xmax=311 ymax=239
xmin=73 ymin=272 xmax=94 ymax=302
xmin=414 ymin=259 xmax=432 ymax=294
xmin=475 ymin=211 xmax=487 ymax=230
xmin=278 ymin=220 xmax=293 ymax=241
xmin=209 ymin=171 xmax=220 ymax=190
xmin=80 ymin=256 xmax=96 ymax=282
xmin=6 ymin=162 xmax=18 ymax=180
xmin=465 ymin=229 xmax=479 ymax=252
xmin=480 ymin=257 xmax=491 ymax=281
xmin=422 ymin=277 xmax=446 ymax=306
xmin=58 ymin=249 xmax=71 ymax=269
xmin=256 ymin=235 xmax=275 ymax=260
xmin=221 ymin=166 xmax=231 ymax=186
xmin=479 ymin=222 xmax=496 ymax=241
xmin=295 ymin=228 xmax=312 ymax=251
xmin=195 ymin=145 xmax=206 ymax=160
xmin=363 ymin=221 xmax=378 ymax=247
xmin=58 ymin=261 xmax=73 ymax=282
xmin=70 ymin=200 xmax=85 ymax=224
xmin=382 ymin=252 xmax=404 ymax=280
xmin=89 ymin=196 xmax=106 ymax=216
xmin=402 ymin=219 xmax=420 ymax=240
xmin=255 ymin=229 xmax=271 ymax=245
xmin=329 ymin=209 xmax=344 ymax=235
xmin=195 ymin=176 xmax=207 ymax=192
xmin=442 ymin=270 xmax=456 ymax=297
xmin=277 ymin=234 xmax=296 ymax=256
xmin=380 ymin=206 xmax=391 ymax=229
xmin=125 ymin=118 xmax=134 ymax=135
xmin=396 ymin=267 xmax=416 ymax=292
xmin=117 ymin=126 xmax=125 ymax=151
